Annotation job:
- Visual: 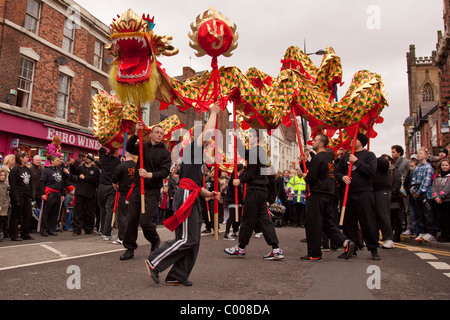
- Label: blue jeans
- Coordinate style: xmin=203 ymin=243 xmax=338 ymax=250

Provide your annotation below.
xmin=412 ymin=198 xmax=436 ymax=236
xmin=64 ymin=209 xmax=73 ymax=231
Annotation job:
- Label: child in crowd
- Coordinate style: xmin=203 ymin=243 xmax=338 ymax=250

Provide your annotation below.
xmin=0 ymin=168 xmax=9 ymax=240
xmin=44 ymin=135 xmax=63 ymax=167
xmin=64 ymin=185 xmax=75 ymax=232
xmin=410 ymin=148 xmax=436 ymax=241
xmin=158 ymin=185 xmax=170 ymax=223
xmin=431 ymin=158 xmax=450 ymax=242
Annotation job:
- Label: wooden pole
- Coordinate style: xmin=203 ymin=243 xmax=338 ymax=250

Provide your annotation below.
xmin=339 ymin=125 xmax=360 ymax=226
xmin=291 ymin=107 xmax=307 ymax=174
xmin=138 ymin=108 xmax=145 ymax=214
xmin=233 ymin=102 xmax=239 ymax=222
xmin=212 ymin=56 xmax=220 ymax=241
xmin=111 ymin=132 xmax=128 ymax=227
xmin=203 ymin=175 xmax=211 ymax=222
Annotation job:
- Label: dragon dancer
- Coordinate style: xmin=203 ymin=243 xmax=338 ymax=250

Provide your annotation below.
xmin=145 ymin=102 xmax=220 ymax=286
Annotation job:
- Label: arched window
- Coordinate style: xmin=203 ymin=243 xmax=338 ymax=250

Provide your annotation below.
xmin=422 ymin=83 xmax=434 ymax=101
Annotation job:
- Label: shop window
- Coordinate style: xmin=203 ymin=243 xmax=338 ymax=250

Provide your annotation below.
xmin=24 ymin=0 xmax=41 ymax=34
xmin=56 ymin=74 xmax=71 ymax=119
xmin=62 ymin=18 xmax=75 ymax=53
xmin=94 ymin=40 xmax=103 ymax=69
xmin=16 ymin=56 xmax=35 ymax=108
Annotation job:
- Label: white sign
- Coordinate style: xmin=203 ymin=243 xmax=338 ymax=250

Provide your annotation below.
xmin=46 ymin=127 xmax=101 ymax=150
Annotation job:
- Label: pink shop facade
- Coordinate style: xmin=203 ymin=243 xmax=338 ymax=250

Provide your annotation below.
xmin=0 ymin=110 xmax=101 ymax=161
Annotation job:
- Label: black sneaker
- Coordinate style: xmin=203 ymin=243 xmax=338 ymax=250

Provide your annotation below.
xmin=151 ymin=239 xmax=161 ymax=252
xmin=344 ymin=240 xmax=356 ymax=260
xmin=145 ymin=259 xmax=160 ymax=284
xmin=300 ymin=255 xmax=322 ymax=262
xmin=371 ymin=249 xmax=381 ymax=261
xmin=165 ymin=279 xmax=193 ymax=286
xmin=119 ymin=249 xmax=134 ymax=260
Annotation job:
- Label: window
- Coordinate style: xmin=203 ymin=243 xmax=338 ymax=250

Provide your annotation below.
xmin=24 ymin=0 xmax=41 ymax=34
xmin=62 ymin=18 xmax=75 ymax=53
xmin=93 ymin=40 xmax=103 ymax=69
xmin=16 ymin=57 xmax=35 ymax=108
xmin=56 ymin=74 xmax=71 ymax=119
xmin=422 ymin=83 xmax=434 ymax=102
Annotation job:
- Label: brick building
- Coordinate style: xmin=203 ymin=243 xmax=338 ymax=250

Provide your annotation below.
xmin=435 ymin=0 xmax=450 ymax=152
xmin=0 ymin=0 xmax=111 ymax=160
xmin=404 ymin=44 xmax=442 ymax=157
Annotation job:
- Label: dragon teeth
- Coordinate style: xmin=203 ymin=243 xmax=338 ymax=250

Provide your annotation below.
xmin=118 ymin=59 xmax=150 ymax=79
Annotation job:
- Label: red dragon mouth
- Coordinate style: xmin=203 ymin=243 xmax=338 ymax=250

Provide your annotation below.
xmin=114 ymin=35 xmax=151 ymax=84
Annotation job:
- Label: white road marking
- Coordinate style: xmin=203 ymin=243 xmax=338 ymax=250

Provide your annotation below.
xmin=0 ymin=248 xmax=124 ymax=271
xmin=39 ymin=244 xmax=68 ymax=258
xmin=415 ymin=253 xmax=438 ymax=260
xmin=427 ymin=261 xmax=450 ymax=270
xmin=0 ymin=242 xmax=54 ymax=249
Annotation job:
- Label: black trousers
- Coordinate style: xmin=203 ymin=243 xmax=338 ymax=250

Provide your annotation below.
xmin=342 ymin=191 xmax=379 ymax=251
xmin=98 ymin=183 xmax=116 ymax=237
xmin=238 ymin=188 xmax=279 ymax=248
xmin=9 ymin=196 xmax=32 ymax=239
xmin=226 ymin=206 xmax=241 ymax=234
xmin=123 ymin=187 xmax=160 ymax=251
xmin=41 ymin=192 xmax=62 ymax=233
xmin=305 ymin=193 xmax=346 ymax=258
xmin=116 ymin=192 xmax=129 ymax=240
xmin=149 ymin=188 xmax=202 ymax=282
xmin=73 ymin=195 xmax=96 ymax=234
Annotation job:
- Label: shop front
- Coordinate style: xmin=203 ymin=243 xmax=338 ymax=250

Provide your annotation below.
xmin=0 ymin=111 xmax=101 ymax=161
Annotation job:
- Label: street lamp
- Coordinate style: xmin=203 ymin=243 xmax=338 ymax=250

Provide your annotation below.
xmin=306 ymin=49 xmax=326 ymax=56
xmin=298 ymin=49 xmax=326 ymax=145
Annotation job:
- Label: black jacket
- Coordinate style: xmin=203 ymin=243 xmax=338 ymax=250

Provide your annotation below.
xmin=40 ymin=166 xmax=67 ymax=193
xmin=335 ymin=149 xmax=377 ymax=194
xmin=98 ymin=147 xmax=121 ymax=185
xmin=112 ymin=160 xmax=136 ymax=193
xmin=305 ymin=151 xmax=335 ymax=196
xmin=372 ymin=157 xmax=392 ymax=192
xmin=126 ymin=134 xmax=171 ymax=190
xmin=9 ymin=166 xmax=32 ymax=203
xmin=238 ymin=145 xmax=269 ymax=190
xmin=29 ymin=163 xmax=43 ymax=198
xmin=70 ymin=164 xmax=100 ymax=199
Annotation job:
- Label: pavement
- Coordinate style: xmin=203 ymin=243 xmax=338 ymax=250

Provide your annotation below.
xmin=400 ymin=234 xmax=450 ymax=250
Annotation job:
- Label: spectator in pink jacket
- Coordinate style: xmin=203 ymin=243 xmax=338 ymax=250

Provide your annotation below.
xmin=44 ymin=136 xmax=62 ymax=167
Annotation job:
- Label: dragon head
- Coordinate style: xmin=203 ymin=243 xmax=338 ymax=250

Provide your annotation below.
xmin=107 ymin=9 xmax=179 ymax=104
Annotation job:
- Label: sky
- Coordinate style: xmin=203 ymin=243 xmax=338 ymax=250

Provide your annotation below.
xmin=74 ymin=0 xmax=444 ymax=157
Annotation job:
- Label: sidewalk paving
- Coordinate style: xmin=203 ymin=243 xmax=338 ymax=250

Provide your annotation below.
xmin=400 ymin=234 xmax=450 ymax=250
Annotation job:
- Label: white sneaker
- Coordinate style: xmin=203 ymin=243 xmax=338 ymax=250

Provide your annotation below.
xmin=224 ymin=245 xmax=246 ymax=256
xmin=223 ymin=233 xmax=235 ymax=241
xmin=382 ymin=240 xmax=395 ymax=249
xmin=254 ymin=232 xmax=262 ymax=238
xmin=415 ymin=234 xmax=426 ymax=241
xmin=402 ymin=230 xmax=412 ymax=236
xmin=102 ymin=235 xmax=115 ymax=241
xmin=422 ymin=233 xmax=436 ymax=242
xmin=112 ymin=239 xmax=123 ymax=245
